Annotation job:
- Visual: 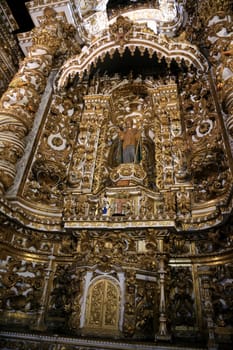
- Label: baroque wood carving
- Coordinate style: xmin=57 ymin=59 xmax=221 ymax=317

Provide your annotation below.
xmin=0 ymin=1 xmax=233 ymax=349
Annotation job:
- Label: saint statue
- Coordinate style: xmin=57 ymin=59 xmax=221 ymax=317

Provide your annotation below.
xmin=115 ymin=118 xmax=141 ymax=164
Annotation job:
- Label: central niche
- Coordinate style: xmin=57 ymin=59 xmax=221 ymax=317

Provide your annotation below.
xmin=106 ymin=84 xmax=156 ymax=188
xmin=65 ymin=72 xmax=183 ymax=222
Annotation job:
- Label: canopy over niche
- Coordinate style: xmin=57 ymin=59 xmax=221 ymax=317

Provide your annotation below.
xmin=55 ymin=18 xmax=208 ymax=91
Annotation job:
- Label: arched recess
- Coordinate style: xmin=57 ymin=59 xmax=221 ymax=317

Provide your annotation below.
xmin=104 ymin=81 xmax=156 ymax=190
xmin=55 ymin=27 xmax=209 ymax=90
xmin=84 ymin=277 xmax=121 ymax=334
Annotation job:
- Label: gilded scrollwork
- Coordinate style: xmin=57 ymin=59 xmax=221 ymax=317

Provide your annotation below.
xmin=123 ymin=270 xmax=136 ymax=337
xmin=23 ymin=91 xmax=81 ymax=207
xmin=176 ymin=188 xmax=192 ymax=217
xmin=209 ymin=264 xmax=233 ymax=329
xmin=0 ymin=256 xmax=45 ymax=314
xmin=179 ymin=70 xmax=232 ymax=205
xmin=49 ymin=265 xmax=71 ymax=316
xmin=135 ymin=281 xmax=157 ymax=338
xmin=1 ymin=1 xmax=233 ymax=348
xmin=169 ymin=267 xmax=196 ymax=328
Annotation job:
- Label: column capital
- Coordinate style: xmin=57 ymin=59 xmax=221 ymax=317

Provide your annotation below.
xmin=31 ymin=7 xmax=80 ymax=58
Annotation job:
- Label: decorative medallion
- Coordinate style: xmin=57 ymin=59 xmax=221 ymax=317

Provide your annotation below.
xmin=109 ymin=16 xmax=133 ymax=46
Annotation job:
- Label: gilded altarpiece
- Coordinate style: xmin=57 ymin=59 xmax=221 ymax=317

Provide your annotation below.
xmin=1 ymin=66 xmax=233 ymax=348
xmin=1 ymin=3 xmax=233 ymax=350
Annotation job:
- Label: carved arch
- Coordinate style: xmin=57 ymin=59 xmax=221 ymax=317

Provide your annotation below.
xmin=55 ymin=29 xmax=209 ymax=90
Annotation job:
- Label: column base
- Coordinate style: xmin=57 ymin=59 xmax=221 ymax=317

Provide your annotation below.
xmin=30 ymin=323 xmax=47 ymax=332
xmin=155 ymin=333 xmax=172 ymax=342
xmin=30 ymin=315 xmax=47 ymax=332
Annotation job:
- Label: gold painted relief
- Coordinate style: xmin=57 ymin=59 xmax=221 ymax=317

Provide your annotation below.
xmin=0 ymin=1 xmax=233 ymax=349
xmin=85 ymin=279 xmax=120 ymax=331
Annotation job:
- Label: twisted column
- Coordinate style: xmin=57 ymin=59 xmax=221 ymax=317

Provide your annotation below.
xmin=0 ymin=7 xmax=67 ymax=193
xmin=222 ymin=75 xmax=233 ymax=137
